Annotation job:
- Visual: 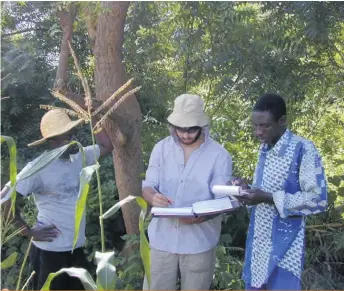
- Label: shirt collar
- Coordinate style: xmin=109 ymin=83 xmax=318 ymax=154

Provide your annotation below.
xmin=261 ymin=128 xmax=292 ymax=156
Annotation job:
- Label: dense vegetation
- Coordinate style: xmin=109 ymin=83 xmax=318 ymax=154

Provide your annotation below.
xmin=1 ymin=1 xmax=344 ymax=290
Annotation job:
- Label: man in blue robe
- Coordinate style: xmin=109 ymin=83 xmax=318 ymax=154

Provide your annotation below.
xmin=234 ymin=93 xmax=328 ymax=290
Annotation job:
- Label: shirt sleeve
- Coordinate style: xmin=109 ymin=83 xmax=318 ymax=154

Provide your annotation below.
xmin=210 ymin=151 xmax=233 ymax=195
xmin=142 ymin=142 xmax=162 ymax=191
xmin=82 ymin=145 xmax=101 ymax=166
xmin=272 ymin=141 xmax=328 ymax=218
xmin=15 ymin=161 xmax=42 ymax=197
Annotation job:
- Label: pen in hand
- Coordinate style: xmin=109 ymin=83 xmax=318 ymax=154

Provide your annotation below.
xmin=152 ymin=191 xmax=173 ymax=207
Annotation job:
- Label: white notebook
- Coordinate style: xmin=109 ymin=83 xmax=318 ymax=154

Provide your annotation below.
xmin=151 ymin=197 xmax=238 ymax=218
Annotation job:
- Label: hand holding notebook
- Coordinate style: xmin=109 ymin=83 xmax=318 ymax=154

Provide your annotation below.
xmin=151 ymin=197 xmax=240 ymax=218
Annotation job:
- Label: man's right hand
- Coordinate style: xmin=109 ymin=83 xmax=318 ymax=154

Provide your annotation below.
xmin=230 ymin=177 xmax=250 ymax=190
xmin=152 ymin=193 xmax=173 ymax=207
xmin=29 ymin=225 xmax=60 ymax=242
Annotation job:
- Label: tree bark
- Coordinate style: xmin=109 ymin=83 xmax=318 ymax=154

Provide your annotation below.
xmin=82 ymin=5 xmax=97 ymax=53
xmin=94 ymin=1 xmax=143 ymax=236
xmin=54 ymin=4 xmax=77 ymax=91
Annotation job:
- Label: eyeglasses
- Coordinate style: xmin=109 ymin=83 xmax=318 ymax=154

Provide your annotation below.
xmin=175 ymin=126 xmax=201 ymax=133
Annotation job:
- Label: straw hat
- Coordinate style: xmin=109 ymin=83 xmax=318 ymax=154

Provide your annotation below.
xmin=167 ymin=94 xmax=209 ymax=127
xmin=28 ymin=109 xmax=84 ymax=147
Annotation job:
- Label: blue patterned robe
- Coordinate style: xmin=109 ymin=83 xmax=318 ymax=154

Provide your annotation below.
xmin=243 ymin=129 xmax=328 ymax=288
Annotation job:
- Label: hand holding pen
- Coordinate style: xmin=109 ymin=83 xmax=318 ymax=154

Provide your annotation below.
xmin=152 ymin=192 xmax=173 ymax=207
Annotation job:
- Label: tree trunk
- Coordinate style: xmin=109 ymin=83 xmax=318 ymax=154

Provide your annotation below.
xmin=94 ymin=1 xmax=143 ymax=236
xmin=54 ymin=4 xmax=77 ymax=91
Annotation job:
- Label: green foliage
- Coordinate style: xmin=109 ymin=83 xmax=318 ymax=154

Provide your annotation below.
xmin=0 ymin=136 xmax=36 ymax=290
xmin=1 ymin=1 xmax=344 ymax=290
xmin=1 ymin=252 xmax=18 ymax=269
xmin=95 ymin=251 xmax=117 ymax=290
xmin=41 ymin=267 xmax=97 ymax=291
xmin=73 ymin=164 xmax=99 ymax=249
xmin=102 ymin=196 xmax=151 ymax=287
xmin=213 ymin=244 xmax=244 ymax=290
xmin=1 ymin=135 xmax=18 ymax=214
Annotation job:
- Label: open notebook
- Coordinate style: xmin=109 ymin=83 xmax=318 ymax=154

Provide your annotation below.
xmin=151 ymin=197 xmax=239 ymax=218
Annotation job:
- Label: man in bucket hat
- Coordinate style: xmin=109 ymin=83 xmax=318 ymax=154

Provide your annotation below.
xmin=142 ymin=94 xmax=233 ymax=290
xmin=1 ymin=109 xmax=113 ymax=290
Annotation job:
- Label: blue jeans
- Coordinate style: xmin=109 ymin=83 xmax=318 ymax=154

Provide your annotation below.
xmin=245 ymin=267 xmax=302 ymax=290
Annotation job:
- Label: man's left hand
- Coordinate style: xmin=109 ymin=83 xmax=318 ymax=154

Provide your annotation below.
xmin=179 ymin=216 xmax=205 ymax=224
xmin=238 ymin=188 xmax=273 ymax=205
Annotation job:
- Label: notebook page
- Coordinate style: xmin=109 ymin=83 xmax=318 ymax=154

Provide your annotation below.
xmin=151 ymin=207 xmax=194 ymax=217
xmin=192 ymin=197 xmax=233 ymax=214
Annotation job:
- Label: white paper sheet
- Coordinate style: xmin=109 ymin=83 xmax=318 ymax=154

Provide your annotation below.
xmin=212 ymin=185 xmax=241 ymax=196
xmin=193 ymin=197 xmax=233 ymax=214
xmin=151 ymin=207 xmax=194 ymax=217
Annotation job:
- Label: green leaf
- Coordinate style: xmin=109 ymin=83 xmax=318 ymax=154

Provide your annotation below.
xmin=41 ymin=267 xmax=96 ymax=291
xmin=0 ymin=141 xmax=84 ymax=205
xmin=95 ymin=251 xmax=117 ymax=290
xmin=335 ymin=232 xmax=344 ymax=251
xmin=102 ymin=196 xmax=137 ymax=219
xmin=136 ymin=196 xmax=151 ymax=288
xmin=1 ymin=135 xmax=17 ymax=215
xmin=338 ymin=187 xmax=344 ymax=197
xmin=1 ymin=252 xmax=18 ymax=269
xmin=101 ymin=195 xmax=151 ymax=287
xmin=18 ymin=141 xmax=84 ymax=181
xmin=73 ymin=164 xmax=99 ymax=250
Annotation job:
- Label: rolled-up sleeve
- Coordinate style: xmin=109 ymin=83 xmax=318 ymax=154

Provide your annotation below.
xmin=273 ymin=142 xmax=328 ymax=218
xmin=142 ymin=142 xmax=162 ymax=190
xmin=210 ymin=152 xmax=233 ymax=194
xmin=83 ymin=145 xmax=100 ymax=166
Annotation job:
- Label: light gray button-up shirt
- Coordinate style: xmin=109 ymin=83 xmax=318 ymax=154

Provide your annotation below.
xmin=142 ymin=129 xmax=232 ymax=254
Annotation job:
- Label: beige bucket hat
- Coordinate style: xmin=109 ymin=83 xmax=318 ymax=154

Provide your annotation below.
xmin=167 ymin=94 xmax=209 ymax=127
xmin=28 ymin=109 xmax=84 ymax=147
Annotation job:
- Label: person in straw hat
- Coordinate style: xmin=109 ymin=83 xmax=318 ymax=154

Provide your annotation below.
xmin=142 ymin=94 xmax=233 ymax=290
xmin=1 ymin=108 xmax=113 ymax=290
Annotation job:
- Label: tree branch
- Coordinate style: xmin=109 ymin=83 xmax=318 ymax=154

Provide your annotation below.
xmin=209 ymin=63 xmax=248 ymax=119
xmin=1 ymin=28 xmax=47 ymax=37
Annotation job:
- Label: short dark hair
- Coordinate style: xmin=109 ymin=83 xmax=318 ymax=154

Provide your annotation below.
xmin=253 ymin=93 xmax=287 ymax=121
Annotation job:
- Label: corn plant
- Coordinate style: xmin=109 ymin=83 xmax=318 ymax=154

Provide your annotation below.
xmin=0 ymin=136 xmax=89 ymax=289
xmin=1 ymin=135 xmax=23 ymax=286
xmin=40 ymin=196 xmax=150 ymax=290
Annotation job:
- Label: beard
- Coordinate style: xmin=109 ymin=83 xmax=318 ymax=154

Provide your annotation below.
xmin=178 ymin=129 xmax=202 ymax=145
